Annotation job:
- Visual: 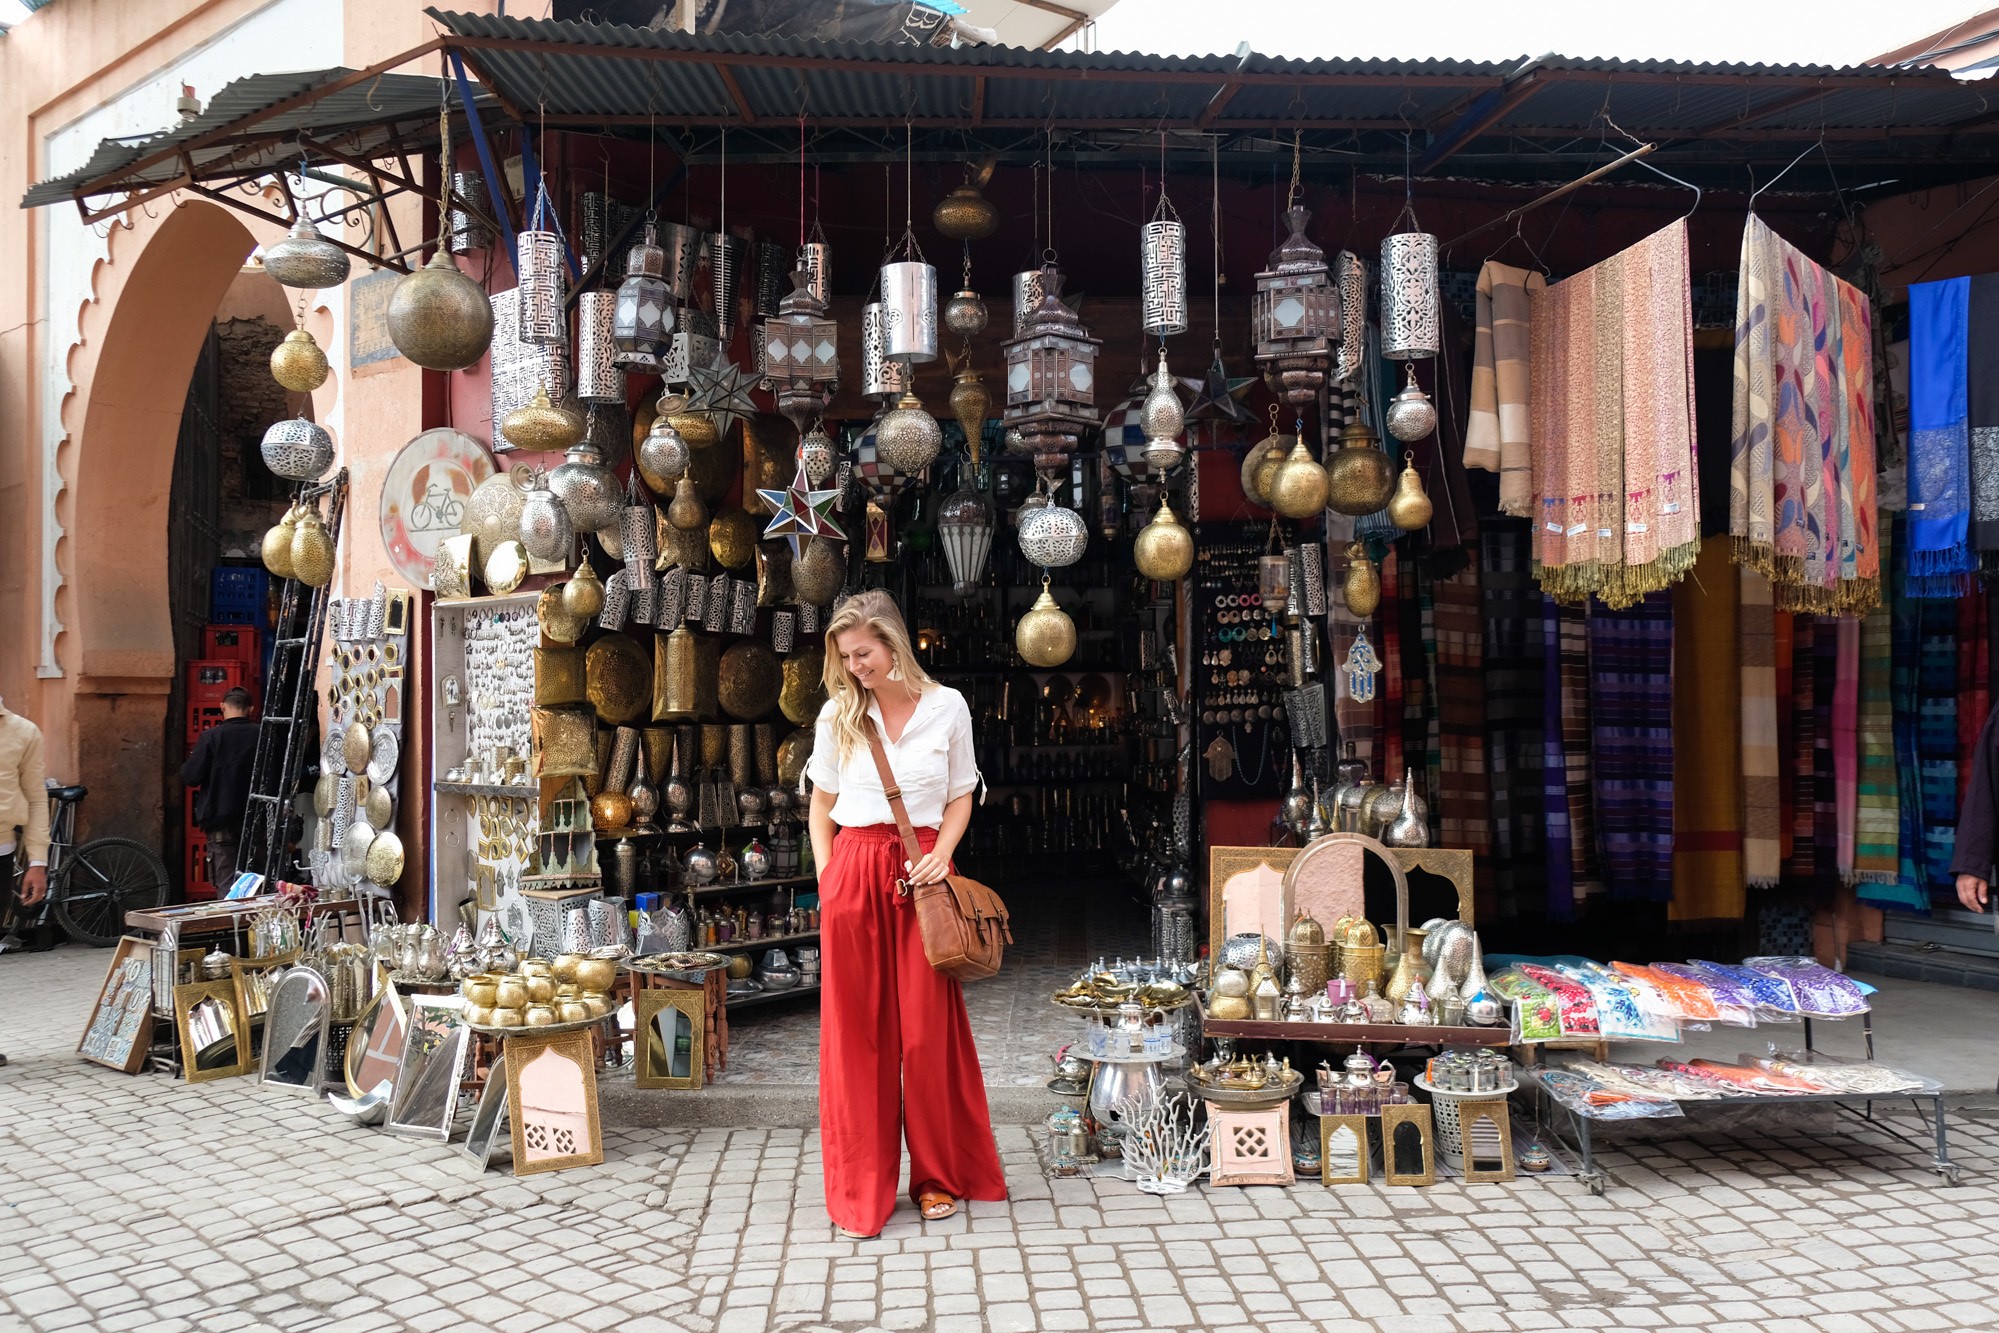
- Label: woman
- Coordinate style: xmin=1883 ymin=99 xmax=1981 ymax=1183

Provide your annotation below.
xmin=806 ymin=589 xmax=1008 ymax=1239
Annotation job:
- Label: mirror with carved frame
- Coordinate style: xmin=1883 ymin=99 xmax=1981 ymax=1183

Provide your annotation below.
xmin=635 ymin=988 xmax=706 ymax=1090
xmin=1205 ymin=847 xmax=1299 ymax=966
xmin=345 ymin=984 xmax=409 ymax=1098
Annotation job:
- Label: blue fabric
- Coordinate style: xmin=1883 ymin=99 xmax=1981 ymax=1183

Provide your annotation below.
xmin=1907 ymin=277 xmax=1978 ymax=595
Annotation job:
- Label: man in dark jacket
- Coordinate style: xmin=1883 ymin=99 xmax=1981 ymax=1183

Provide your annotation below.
xmin=182 ymin=687 xmax=258 ymax=888
xmin=1954 ymin=707 xmax=1999 ymax=913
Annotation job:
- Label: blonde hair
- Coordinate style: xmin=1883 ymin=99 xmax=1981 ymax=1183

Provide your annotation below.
xmin=821 ymin=589 xmax=936 ymax=761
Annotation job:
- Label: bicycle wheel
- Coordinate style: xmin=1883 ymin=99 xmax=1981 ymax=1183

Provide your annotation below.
xmin=52 ymin=837 xmax=169 ymax=946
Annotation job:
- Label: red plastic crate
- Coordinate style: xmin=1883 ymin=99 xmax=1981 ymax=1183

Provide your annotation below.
xmin=184 ymin=795 xmax=216 ymax=902
xmin=200 ymin=625 xmax=261 ymax=679
xmin=186 ymin=703 xmax=227 ymax=747
xmin=185 ymin=659 xmax=245 ymax=707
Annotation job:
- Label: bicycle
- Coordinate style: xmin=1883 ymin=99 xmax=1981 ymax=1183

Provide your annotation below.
xmin=0 ymin=783 xmax=170 ymax=950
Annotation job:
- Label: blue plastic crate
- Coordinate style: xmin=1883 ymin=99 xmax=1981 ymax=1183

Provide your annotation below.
xmin=210 ymin=565 xmax=270 ymax=623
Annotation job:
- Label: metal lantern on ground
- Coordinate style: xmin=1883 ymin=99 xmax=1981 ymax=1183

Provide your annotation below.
xmin=1380 ymin=230 xmax=1441 ymax=361
xmin=759 ymin=269 xmax=840 ymax=437
xmin=576 ymin=291 xmax=623 ymax=402
xmin=614 ymin=223 xmax=676 ymax=371
xmin=1252 ymin=205 xmax=1341 ymax=409
xmin=263 ymin=214 xmax=351 ymax=290
xmin=1002 ymin=264 xmax=1100 ymax=478
xmin=937 ymin=481 xmax=995 ymax=596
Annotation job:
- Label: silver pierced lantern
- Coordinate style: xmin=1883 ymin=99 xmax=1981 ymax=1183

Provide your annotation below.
xmin=799 ymin=238 xmax=831 ymax=305
xmin=662 ymin=308 xmax=720 ymax=387
xmin=1385 ymin=366 xmax=1439 ymax=443
xmin=1001 ymin=264 xmax=1101 ymax=477
xmin=548 ymin=440 xmax=623 ymax=532
xmin=760 ymin=269 xmax=840 ymax=435
xmin=880 ymin=259 xmax=939 ymax=364
xmin=263 ymin=215 xmax=351 ymax=290
xmin=861 ymin=303 xmax=907 ymax=401
xmin=944 ymin=290 xmax=988 ymax=338
xmin=800 ymin=426 xmax=836 ymax=486
xmin=1140 ymin=201 xmax=1189 ymax=337
xmin=489 ymin=289 xmax=569 ymax=452
xmin=261 ymin=416 xmax=335 ymax=482
xmin=449 ymin=171 xmax=493 ymax=254
xmin=711 ymin=232 xmax=747 ymax=338
xmin=1140 ymin=349 xmax=1187 ymax=473
xmin=516 ymin=227 xmax=565 ymax=345
xmin=938 ymin=482 xmax=994 ymax=595
xmin=614 ymin=223 xmax=676 ymax=371
xmin=1010 ymin=269 xmax=1045 ymax=336
xmin=637 ymin=413 xmax=690 ymax=491
xmin=599 ymin=568 xmax=632 ymax=630
xmin=575 ymin=291 xmax=623 ymax=402
xmin=1252 ymin=205 xmax=1341 ymax=409
xmin=622 ymin=481 xmax=658 ymax=591
xmin=1336 ymin=251 xmax=1368 ymax=387
xmin=875 ymin=392 xmax=942 ymax=477
xmin=1380 ymin=229 xmax=1441 ymax=361
xmin=658 ymin=222 xmax=704 ymax=301
xmin=518 ymin=468 xmax=574 ymax=564
xmin=1017 ymin=500 xmax=1089 ymax=569
xmin=755 ymin=241 xmax=791 ymax=318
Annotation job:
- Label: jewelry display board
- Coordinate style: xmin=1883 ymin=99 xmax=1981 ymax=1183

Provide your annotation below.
xmin=1192 ymin=527 xmax=1291 ymax=799
xmin=314 ymin=584 xmax=414 ymax=901
xmin=77 ymin=937 xmax=154 ymax=1073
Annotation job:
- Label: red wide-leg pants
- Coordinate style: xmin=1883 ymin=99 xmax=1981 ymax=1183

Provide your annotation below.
xmin=819 ymin=824 xmax=1008 ymax=1234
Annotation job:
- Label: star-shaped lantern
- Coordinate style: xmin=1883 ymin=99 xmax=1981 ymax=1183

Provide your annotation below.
xmin=1187 ymin=343 xmax=1258 ymax=426
xmin=686 ymin=346 xmax=761 ymax=439
xmin=757 ymin=453 xmax=845 ymax=557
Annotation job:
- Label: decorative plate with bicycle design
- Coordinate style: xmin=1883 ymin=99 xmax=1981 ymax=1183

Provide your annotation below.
xmin=380 ymin=428 xmax=494 ymax=588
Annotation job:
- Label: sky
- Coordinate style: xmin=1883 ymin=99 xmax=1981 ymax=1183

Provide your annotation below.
xmin=1085 ymin=0 xmax=1987 ymax=66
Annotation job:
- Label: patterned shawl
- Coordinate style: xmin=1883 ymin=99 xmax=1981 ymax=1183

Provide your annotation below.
xmin=1907 ymin=277 xmax=1977 ymax=597
xmin=1530 ymin=220 xmax=1698 ymax=607
xmin=1834 ymin=617 xmax=1861 ymax=882
xmin=1481 ymin=519 xmax=1548 ymax=919
xmin=1874 ymin=522 xmax=1935 ymax=912
xmin=1671 ymin=536 xmax=1745 ymax=922
xmin=1432 ymin=569 xmax=1492 ymax=906
xmin=1854 ymin=518 xmax=1900 ymax=885
xmin=1467 ymin=261 xmax=1545 ymax=516
xmin=1969 ymin=274 xmax=1999 ymax=571
xmin=1589 ymin=592 xmax=1676 ymax=901
xmin=1739 ymin=567 xmax=1783 ymax=887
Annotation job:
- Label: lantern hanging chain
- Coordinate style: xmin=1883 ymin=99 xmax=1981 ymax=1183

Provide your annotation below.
xmin=1211 ymin=133 xmax=1222 ymax=348
xmin=1287 ymin=128 xmax=1302 ymax=211
xmin=1044 ymin=134 xmax=1056 ymax=264
xmin=435 ymin=97 xmax=452 ymax=248
xmin=799 ymin=111 xmax=807 ymax=250
xmin=891 ymin=119 xmax=924 ymax=264
xmin=645 ymin=95 xmax=657 ymax=223
xmin=1393 ymin=130 xmax=1420 ymax=234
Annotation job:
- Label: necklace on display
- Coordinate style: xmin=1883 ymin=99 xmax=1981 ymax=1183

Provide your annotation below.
xmin=1233 ymin=721 xmax=1273 ymax=786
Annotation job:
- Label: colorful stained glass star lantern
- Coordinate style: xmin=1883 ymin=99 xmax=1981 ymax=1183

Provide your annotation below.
xmin=757 ymin=453 xmax=845 ymax=558
xmin=1002 ymin=263 xmax=1100 ymax=478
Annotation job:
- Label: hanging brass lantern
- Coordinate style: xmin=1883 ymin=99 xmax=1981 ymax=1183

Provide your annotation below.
xmin=1133 ymin=497 xmax=1194 ymax=582
xmin=759 ymin=268 xmax=840 ymax=437
xmin=792 ymin=535 xmax=844 ymax=605
xmin=613 ymin=222 xmax=676 ymax=371
xmin=799 ymin=425 xmax=837 ymax=487
xmin=1251 ymin=205 xmax=1340 ymax=408
xmin=262 ymin=506 xmax=300 ymax=579
xmin=1384 ymin=365 xmax=1438 ymax=443
xmin=661 ymin=392 xmax=721 ymax=451
xmin=1240 ymin=417 xmax=1292 ymax=510
xmin=1258 ymin=553 xmax=1292 ymax=617
xmin=932 ymin=160 xmax=999 ymax=240
xmin=289 ymin=508 xmax=336 ymax=587
xmin=1269 ymin=437 xmax=1331 ymax=520
xmin=944 ymin=290 xmax=988 ymax=339
xmin=1001 ymin=263 xmax=1100 ymax=477
xmin=502 ymin=386 xmax=585 ymax=453
xmin=1325 ymin=413 xmax=1395 ymax=516
xmin=1140 ymin=348 xmax=1187 ymax=473
xmin=1015 ymin=576 xmax=1077 ymax=668
xmin=667 ymin=476 xmax=709 ymax=532
xmin=876 ymin=391 xmax=943 ymax=477
xmin=262 ymin=214 xmax=351 ymax=290
xmin=1387 ymin=453 xmax=1435 ymax=531
xmin=949 ymin=355 xmax=991 ymax=461
xmin=388 ymin=249 xmax=495 ymax=371
xmin=1343 ymin=542 xmax=1381 ymax=617
xmin=548 ymin=439 xmax=623 ymax=532
xmin=636 ymin=413 xmax=690 ymax=493
xmin=560 ymin=557 xmax=606 ymax=622
xmin=269 ymin=326 xmax=328 ymax=392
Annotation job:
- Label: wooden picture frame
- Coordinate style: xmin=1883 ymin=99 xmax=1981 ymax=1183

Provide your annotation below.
xmin=1205 ymin=1104 xmax=1293 ymax=1187
xmin=505 ymin=1028 xmax=603 ymax=1176
xmin=1382 ymin=1103 xmax=1436 ymax=1186
xmin=635 ymin=988 xmax=707 ymax=1090
xmin=1318 ymin=1114 xmax=1371 ymax=1185
xmin=1459 ymin=1100 xmax=1516 ymax=1183
xmin=172 ymin=979 xmax=251 ymax=1083
xmin=78 ymin=936 xmax=154 ymax=1074
xmin=1389 ymin=848 xmax=1476 ymax=928
xmin=1206 ymin=846 xmax=1299 ymax=965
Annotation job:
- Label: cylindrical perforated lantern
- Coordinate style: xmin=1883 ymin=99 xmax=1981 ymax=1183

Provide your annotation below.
xmin=879 ymin=260 xmax=938 ymax=365
xmin=861 ymin=303 xmax=907 ymax=401
xmin=575 ymin=292 xmax=623 ymax=403
xmin=1140 ymin=213 xmax=1188 ymax=337
xmin=1379 ymin=230 xmax=1440 ymax=361
xmin=516 ymin=228 xmax=565 ymax=345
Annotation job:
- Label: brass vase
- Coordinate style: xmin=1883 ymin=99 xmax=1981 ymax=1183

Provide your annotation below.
xmin=1341 ymin=543 xmax=1380 ymax=618
xmin=1386 ymin=453 xmax=1434 ymax=531
xmin=289 ymin=509 xmax=335 ymax=587
xmin=1132 ymin=498 xmax=1194 ymax=582
xmin=667 ymin=477 xmax=708 ymax=532
xmin=262 ymin=507 xmax=300 ymax=579
xmin=1268 ymin=437 xmax=1330 ymax=519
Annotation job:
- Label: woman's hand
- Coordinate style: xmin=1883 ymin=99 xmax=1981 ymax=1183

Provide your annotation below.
xmin=904 ymin=852 xmax=952 ymax=887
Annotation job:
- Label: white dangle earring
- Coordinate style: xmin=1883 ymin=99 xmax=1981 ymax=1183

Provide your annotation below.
xmin=887 ymin=655 xmax=904 ymax=682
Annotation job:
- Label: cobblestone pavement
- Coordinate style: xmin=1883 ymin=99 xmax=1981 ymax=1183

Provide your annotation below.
xmin=4 ymin=946 xmax=1999 ymax=1333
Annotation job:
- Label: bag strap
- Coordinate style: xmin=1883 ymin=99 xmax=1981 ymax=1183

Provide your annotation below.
xmin=860 ymin=715 xmax=924 ymax=889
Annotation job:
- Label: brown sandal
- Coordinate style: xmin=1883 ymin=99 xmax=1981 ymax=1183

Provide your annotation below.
xmin=918 ymin=1190 xmax=958 ymax=1221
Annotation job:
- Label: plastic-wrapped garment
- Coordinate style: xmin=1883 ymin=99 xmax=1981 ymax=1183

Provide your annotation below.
xmin=1650 ymin=961 xmax=1760 ymax=1027
xmin=1683 ymin=1058 xmax=1825 ymax=1094
xmin=1748 ymin=1054 xmax=1925 ymax=1094
xmin=1535 ymin=1068 xmax=1686 ymax=1120
xmin=1519 ymin=964 xmax=1602 ymax=1036
xmin=1742 ymin=956 xmax=1872 ymax=1017
xmin=1690 ymin=960 xmax=1801 ymax=1018
xmin=1568 ymin=1059 xmax=1726 ymax=1100
xmin=1561 ymin=963 xmax=1680 ymax=1042
xmin=1487 ymin=967 xmax=1563 ymax=1041
xmin=1613 ymin=961 xmax=1720 ymax=1024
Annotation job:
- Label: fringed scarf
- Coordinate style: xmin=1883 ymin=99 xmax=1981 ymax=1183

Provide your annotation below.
xmin=1671 ymin=536 xmax=1745 ymax=922
xmin=1834 ymin=617 xmax=1861 ymax=882
xmin=1740 ymin=567 xmax=1783 ymax=887
xmin=1730 ymin=215 xmax=1880 ymax=613
xmin=1855 ymin=518 xmax=1901 ymax=885
xmin=1907 ymin=277 xmax=1978 ymax=597
xmin=1970 ymin=274 xmax=1999 ymax=572
xmin=1467 ymin=261 xmax=1545 ymax=516
xmin=1529 ymin=220 xmax=1699 ymax=608
xmin=1481 ymin=519 xmax=1547 ymax=919
xmin=1590 ymin=592 xmax=1676 ymax=901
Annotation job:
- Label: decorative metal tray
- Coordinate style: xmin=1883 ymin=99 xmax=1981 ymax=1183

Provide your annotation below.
xmin=1184 ymin=1069 xmax=1305 ymax=1108
xmin=1049 ymin=993 xmax=1195 ymax=1019
xmin=625 ymin=951 xmax=732 ymax=983
xmin=462 ymin=1015 xmax=610 ymax=1037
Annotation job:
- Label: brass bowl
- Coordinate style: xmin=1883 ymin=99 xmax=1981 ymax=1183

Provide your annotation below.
xmin=525 ymin=974 xmax=556 ymax=1005
xmin=573 ymin=957 xmax=619 ymax=993
xmin=727 ymin=954 xmax=754 ymax=980
xmin=523 ymin=1004 xmax=557 ymax=1028
xmin=551 ymin=954 xmax=583 ymax=985
xmin=463 ymin=1005 xmax=493 ymax=1026
xmin=556 ymin=999 xmax=591 ymax=1023
xmin=462 ymin=974 xmax=500 ymax=1008
xmin=490 ymin=1007 xmax=523 ymax=1028
xmin=580 ymin=994 xmax=611 ymax=1019
xmin=493 ymin=976 xmax=528 ymax=1010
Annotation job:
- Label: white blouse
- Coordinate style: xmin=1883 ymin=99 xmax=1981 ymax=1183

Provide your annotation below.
xmin=806 ymin=684 xmax=982 ymax=830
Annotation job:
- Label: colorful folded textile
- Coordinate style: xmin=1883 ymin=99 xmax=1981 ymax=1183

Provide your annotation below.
xmin=1467 ymin=261 xmax=1546 ymax=516
xmin=1559 ymin=964 xmax=1679 ymax=1042
xmin=1906 ymin=277 xmax=1977 ymax=597
xmin=1835 ymin=617 xmax=1860 ymax=880
xmin=1481 ymin=520 xmax=1547 ymax=919
xmin=1691 ymin=960 xmax=1800 ymax=1015
xmin=1653 ymin=961 xmax=1760 ymax=1027
xmin=1612 ymin=961 xmax=1721 ymax=1023
xmin=1519 ymin=964 xmax=1602 ymax=1036
xmin=1529 ymin=219 xmax=1699 ymax=607
xmin=1742 ymin=957 xmax=1872 ymax=1016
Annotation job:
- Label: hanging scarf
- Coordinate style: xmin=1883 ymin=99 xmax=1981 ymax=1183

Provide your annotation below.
xmin=1774 ymin=609 xmax=1796 ymax=863
xmin=1432 ymin=567 xmax=1493 ymax=913
xmin=1542 ymin=597 xmax=1574 ymax=920
xmin=1731 ymin=216 xmax=1779 ymax=563
xmin=1873 ymin=519 xmax=1935 ymax=913
xmin=1813 ymin=617 xmax=1840 ymax=897
xmin=1590 ymin=592 xmax=1675 ymax=901
xmin=1467 ymin=261 xmax=1545 ymax=517
xmin=1855 ymin=519 xmax=1900 ymax=885
xmin=1970 ymin=274 xmax=1999 ymax=572
xmin=1798 ymin=262 xmax=1837 ymax=604
xmin=1918 ymin=597 xmax=1961 ymax=894
xmin=1481 ymin=519 xmax=1547 ymax=919
xmin=1907 ymin=277 xmax=1977 ymax=596
xmin=1834 ymin=617 xmax=1861 ymax=882
xmin=1838 ymin=284 xmax=1880 ymax=607
xmin=1740 ymin=567 xmax=1783 ymax=887
xmin=1672 ymin=537 xmax=1745 ymax=921
xmin=1529 ymin=221 xmax=1698 ymax=607
xmin=1782 ymin=617 xmax=1818 ymax=886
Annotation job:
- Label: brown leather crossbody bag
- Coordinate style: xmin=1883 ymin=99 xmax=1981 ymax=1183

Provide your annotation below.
xmin=860 ymin=716 xmax=1011 ymax=982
